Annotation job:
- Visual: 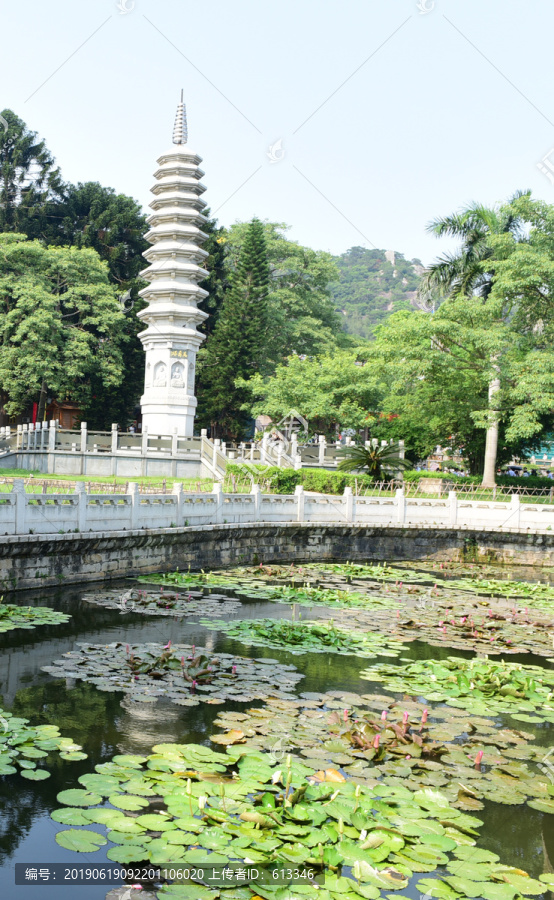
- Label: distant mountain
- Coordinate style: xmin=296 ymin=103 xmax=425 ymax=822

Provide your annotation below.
xmin=330 ymin=246 xmax=426 ymax=340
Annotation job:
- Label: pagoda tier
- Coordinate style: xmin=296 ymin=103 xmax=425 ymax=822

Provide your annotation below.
xmin=138 ymin=95 xmax=209 ymax=437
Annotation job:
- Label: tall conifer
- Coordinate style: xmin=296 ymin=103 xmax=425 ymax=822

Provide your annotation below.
xmin=197 ymin=218 xmax=270 ymax=438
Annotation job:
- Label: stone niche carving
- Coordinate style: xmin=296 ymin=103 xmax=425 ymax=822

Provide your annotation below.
xmin=171 ymin=362 xmax=185 ymax=389
xmin=187 ymin=361 xmax=195 ymax=395
xmin=153 ymin=362 xmax=167 ymax=387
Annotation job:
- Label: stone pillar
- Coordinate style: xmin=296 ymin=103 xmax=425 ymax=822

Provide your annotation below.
xmin=510 ymin=494 xmax=520 ymax=529
xmin=16 ymin=425 xmax=22 ymax=452
xmin=48 ymin=420 xmax=57 ymax=452
xmin=396 ymin=488 xmax=406 ymax=525
xmin=449 ymin=491 xmax=457 ymax=527
xmin=111 ymin=424 xmax=119 ymax=454
xmin=13 ymin=479 xmax=26 ymax=534
xmin=294 ymin=453 xmax=302 ymax=470
xmin=75 ymin=482 xmax=87 ymax=531
xmin=80 ymin=422 xmax=88 ymax=454
xmin=213 ymin=439 xmax=220 ymax=472
xmin=212 ymin=483 xmax=223 ymax=524
xmin=22 ymin=424 xmax=28 ymax=451
xmin=171 ymin=428 xmax=179 ymax=457
xmin=250 ymin=483 xmax=261 ymax=521
xmin=261 ymin=433 xmax=269 ymax=464
xmin=318 ymin=435 xmax=326 ymax=466
xmin=344 ymin=486 xmax=354 ymax=523
xmin=141 ymin=426 xmax=149 ymax=477
xmin=291 ymin=434 xmax=298 ymax=459
xmin=295 ymin=484 xmax=305 ymax=522
xmin=172 ymin=481 xmax=184 ymax=525
xmin=128 ymin=482 xmax=140 ymax=530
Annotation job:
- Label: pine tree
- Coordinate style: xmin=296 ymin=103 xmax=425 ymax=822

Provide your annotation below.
xmin=0 ymin=110 xmax=65 ymax=232
xmin=197 ymin=218 xmax=270 ymax=438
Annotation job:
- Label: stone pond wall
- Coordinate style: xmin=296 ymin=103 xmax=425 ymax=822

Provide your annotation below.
xmin=1 ymin=523 xmax=553 ymax=592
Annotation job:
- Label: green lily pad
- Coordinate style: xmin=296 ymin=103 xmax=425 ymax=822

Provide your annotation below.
xmin=55 ymin=829 xmax=108 ymax=852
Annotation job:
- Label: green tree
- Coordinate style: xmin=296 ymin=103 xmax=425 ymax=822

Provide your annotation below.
xmin=0 ymin=109 xmax=64 ymax=232
xmin=247 ymin=350 xmax=381 ymax=436
xmin=197 ymin=218 xmax=270 ymax=438
xmin=0 ymin=234 xmax=127 ymax=421
xmin=421 ymin=196 xmax=528 ymax=485
xmin=368 ymin=300 xmax=554 ymax=474
xmin=198 ymin=210 xmax=228 ymax=338
xmin=225 ymin=221 xmax=344 ymax=361
xmin=33 ymin=181 xmax=148 ymax=287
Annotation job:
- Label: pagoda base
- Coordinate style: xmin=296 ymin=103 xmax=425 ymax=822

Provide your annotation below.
xmin=141 ymin=403 xmax=196 ymax=438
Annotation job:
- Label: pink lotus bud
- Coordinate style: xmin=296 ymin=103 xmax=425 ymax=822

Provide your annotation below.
xmin=474 ymin=751 xmax=484 ymax=767
xmin=188 ymin=594 xmax=192 ymax=600
xmin=421 ymin=709 xmax=428 ymax=724
xmin=438 ymin=621 xmax=443 ymax=627
xmin=232 ymin=665 xmax=237 ymax=674
xmin=126 ymin=644 xmax=130 ymax=654
xmin=488 ymin=610 xmax=493 ymax=617
xmin=373 ymin=734 xmax=380 ymax=749
xmin=343 ymin=709 xmax=348 ymax=721
xmin=461 ymin=617 xmax=467 ymax=624
xmin=381 ymin=710 xmax=388 ymax=722
xmin=406 ymin=755 xmax=411 ymax=760
xmin=191 ymin=680 xmax=197 ymax=691
xmin=402 ymin=711 xmax=409 ymax=725
xmin=181 ymin=656 xmax=185 ymax=666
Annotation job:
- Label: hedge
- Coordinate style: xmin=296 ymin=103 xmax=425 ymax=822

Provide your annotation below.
xmin=226 ymin=464 xmax=375 ymax=495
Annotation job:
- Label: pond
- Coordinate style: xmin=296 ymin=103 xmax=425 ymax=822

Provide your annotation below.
xmin=1 ymin=560 xmax=554 ymax=900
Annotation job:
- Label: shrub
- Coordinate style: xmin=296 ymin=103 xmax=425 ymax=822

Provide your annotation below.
xmin=225 ymin=464 xmax=375 ymax=495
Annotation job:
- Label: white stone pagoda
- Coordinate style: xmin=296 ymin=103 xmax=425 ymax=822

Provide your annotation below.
xmin=138 ymin=93 xmax=209 ymax=436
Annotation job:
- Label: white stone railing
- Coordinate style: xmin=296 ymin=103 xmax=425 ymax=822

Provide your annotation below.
xmin=0 ymin=483 xmax=552 ymax=536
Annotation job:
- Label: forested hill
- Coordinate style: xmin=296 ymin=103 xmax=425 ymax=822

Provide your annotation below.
xmin=330 ymin=246 xmax=425 ymax=339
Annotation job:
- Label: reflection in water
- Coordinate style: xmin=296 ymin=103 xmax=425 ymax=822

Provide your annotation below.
xmin=0 ymin=573 xmax=553 ymax=898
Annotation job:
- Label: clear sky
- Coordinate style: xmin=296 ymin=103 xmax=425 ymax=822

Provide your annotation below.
xmin=3 ymin=0 xmax=554 ymax=264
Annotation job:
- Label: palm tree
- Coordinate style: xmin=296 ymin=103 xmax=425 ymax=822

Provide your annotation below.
xmin=420 ymin=194 xmax=528 ymax=487
xmin=337 ymin=441 xmax=409 ymax=481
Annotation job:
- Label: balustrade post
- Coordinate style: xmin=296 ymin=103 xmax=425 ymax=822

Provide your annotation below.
xmin=510 ymin=494 xmax=520 ymax=529
xmin=128 ymin=482 xmax=140 ymax=530
xmin=13 ymin=479 xmax=26 ymax=534
xmin=396 ymin=488 xmax=406 ymax=525
xmin=111 ymin=423 xmax=118 ymax=454
xmin=212 ymin=482 xmax=223 ymax=524
xmin=318 ymin=435 xmax=326 ymax=466
xmin=449 ymin=490 xmax=458 ymax=527
xmin=295 ymin=484 xmax=305 ymax=522
xmin=80 ymin=422 xmax=88 ymax=454
xmin=250 ymin=483 xmax=261 ymax=521
xmin=48 ymin=420 xmax=57 ymax=452
xmin=172 ymin=481 xmax=184 ymax=525
xmin=75 ymin=482 xmax=87 ymax=531
xmin=344 ymin=486 xmax=354 ymax=523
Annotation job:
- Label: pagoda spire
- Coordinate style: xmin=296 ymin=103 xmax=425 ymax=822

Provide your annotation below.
xmin=172 ymin=90 xmax=188 ymax=144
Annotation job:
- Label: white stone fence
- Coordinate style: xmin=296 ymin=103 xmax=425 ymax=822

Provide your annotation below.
xmin=1 ymin=483 xmax=552 ymax=536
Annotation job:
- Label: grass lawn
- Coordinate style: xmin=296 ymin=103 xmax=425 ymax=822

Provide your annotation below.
xmin=0 ymin=468 xmax=215 ymax=493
